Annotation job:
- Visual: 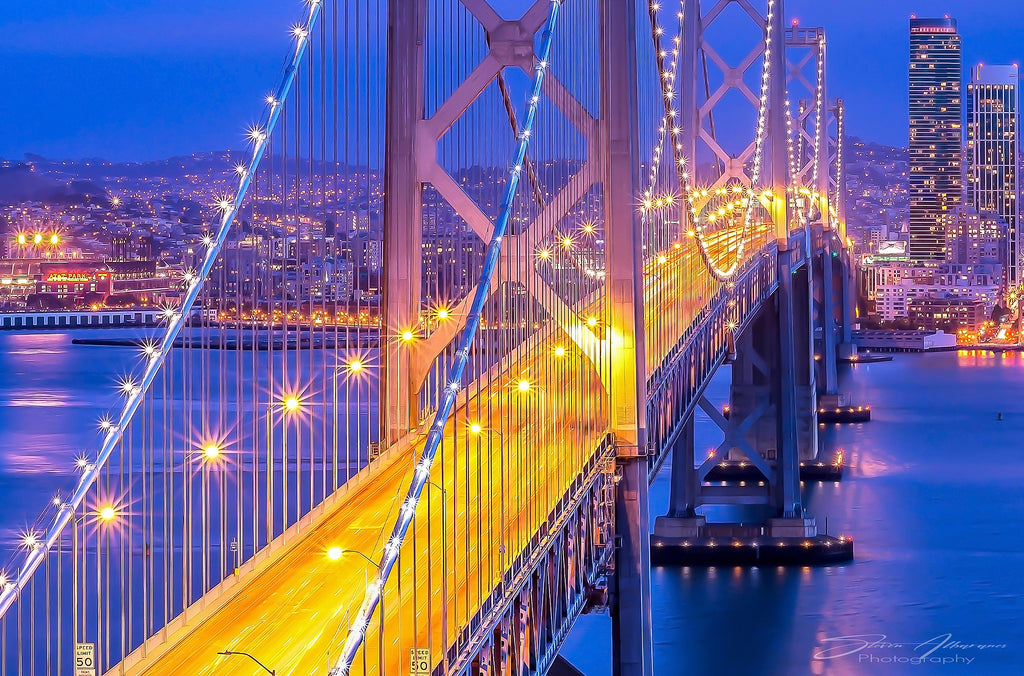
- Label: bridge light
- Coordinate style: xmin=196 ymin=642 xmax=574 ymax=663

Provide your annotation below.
xmin=284 ymin=396 xmax=300 ymax=412
xmin=50 ymin=234 xmax=60 ymax=245
xmin=400 ymin=329 xmax=415 ymax=342
xmin=586 ymin=316 xmax=598 ymax=327
xmin=33 ymin=233 xmax=43 ymax=245
xmin=16 ymin=234 xmax=25 ymax=245
xmin=561 ymin=236 xmax=574 ymax=249
xmin=538 ymin=249 xmax=551 ymax=260
xmin=435 ymin=307 xmax=450 ymax=320
xmin=554 ymin=346 xmax=566 ymax=357
xmin=99 ymin=506 xmax=116 ymax=521
xmin=469 ymin=423 xmax=483 ymax=435
xmin=204 ymin=444 xmax=220 ymax=460
xmin=348 ymin=360 xmax=364 ymax=374
xmin=517 ymin=380 xmax=532 ymax=393
xmin=247 ymin=126 xmax=266 ymax=144
xmin=582 ymin=223 xmax=595 ymax=234
xmin=657 ymin=255 xmax=668 ymax=265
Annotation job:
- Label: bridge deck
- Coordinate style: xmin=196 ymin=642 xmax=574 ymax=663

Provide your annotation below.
xmin=110 ymin=225 xmax=768 ymax=676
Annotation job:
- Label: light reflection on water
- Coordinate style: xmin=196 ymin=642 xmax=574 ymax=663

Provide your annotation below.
xmin=562 ymin=352 xmax=1024 ymax=675
xmin=1 ymin=334 xmax=1023 ymax=673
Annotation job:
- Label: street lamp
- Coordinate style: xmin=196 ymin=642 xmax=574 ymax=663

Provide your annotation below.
xmin=514 ymin=380 xmax=549 ymax=529
xmin=423 ymin=480 xmax=449 ymax=675
xmin=467 ymin=423 xmax=507 ymax=582
xmin=63 ymin=498 xmax=123 ymax=666
xmin=325 ymin=548 xmax=383 ymax=671
xmin=218 ymin=651 xmax=275 ymax=675
xmin=327 ymin=548 xmax=379 ymax=570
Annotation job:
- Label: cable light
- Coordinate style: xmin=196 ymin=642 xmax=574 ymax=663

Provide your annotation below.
xmin=0 ymin=0 xmax=324 ymax=621
xmin=330 ymin=1 xmax=564 ymax=671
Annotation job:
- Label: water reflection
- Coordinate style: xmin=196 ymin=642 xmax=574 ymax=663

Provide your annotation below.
xmin=562 ymin=353 xmax=1024 ymax=674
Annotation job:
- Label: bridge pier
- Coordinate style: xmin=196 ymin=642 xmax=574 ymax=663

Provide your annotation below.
xmin=726 ymin=249 xmax=817 ymax=468
xmin=816 ymin=245 xmax=840 ymax=396
xmin=839 ymin=249 xmax=858 ymax=360
xmin=653 ymin=247 xmax=831 ymax=549
xmin=815 ymin=239 xmax=869 ymax=422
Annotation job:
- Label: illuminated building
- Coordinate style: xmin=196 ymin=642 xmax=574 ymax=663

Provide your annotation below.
xmin=907 ymin=296 xmax=987 ymax=332
xmin=942 ymin=205 xmax=1007 ymax=274
xmin=966 ymin=64 xmax=1020 ymax=286
xmin=875 ymin=263 xmax=1000 ymax=321
xmin=908 ymin=17 xmax=962 ymax=263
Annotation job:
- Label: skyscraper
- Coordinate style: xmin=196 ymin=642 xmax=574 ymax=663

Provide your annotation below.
xmin=908 ymin=17 xmax=962 ymax=263
xmin=966 ymin=64 xmax=1019 ymax=287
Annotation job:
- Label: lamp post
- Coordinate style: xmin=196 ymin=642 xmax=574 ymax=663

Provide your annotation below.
xmin=325 ymin=548 xmax=382 ymax=671
xmin=514 ymin=379 xmax=548 ymax=545
xmin=218 ymin=651 xmax=275 ymax=675
xmin=63 ymin=499 xmax=121 ymax=675
xmin=468 ymin=423 xmax=506 ymax=585
xmin=423 ymin=480 xmax=449 ymax=675
xmin=332 ymin=357 xmax=373 ymax=487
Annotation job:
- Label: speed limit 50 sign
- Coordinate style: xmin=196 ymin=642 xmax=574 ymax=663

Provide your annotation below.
xmin=75 ymin=642 xmax=95 ymax=676
xmin=409 ymin=647 xmax=430 ymax=674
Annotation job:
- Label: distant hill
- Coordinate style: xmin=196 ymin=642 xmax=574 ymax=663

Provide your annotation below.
xmin=0 ymin=164 xmax=105 ymax=205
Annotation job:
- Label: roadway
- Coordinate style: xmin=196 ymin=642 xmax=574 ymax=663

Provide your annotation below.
xmin=110 ymin=223 xmax=768 ymax=676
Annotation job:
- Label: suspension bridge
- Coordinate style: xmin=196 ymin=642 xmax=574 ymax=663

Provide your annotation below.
xmin=0 ymin=0 xmax=857 ymax=674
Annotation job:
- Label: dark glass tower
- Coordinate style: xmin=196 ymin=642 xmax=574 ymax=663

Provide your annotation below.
xmin=966 ymin=64 xmax=1019 ymax=287
xmin=908 ymin=17 xmax=962 ymax=263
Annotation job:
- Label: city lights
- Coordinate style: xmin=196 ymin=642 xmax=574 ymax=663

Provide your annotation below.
xmin=0 ymin=0 xmax=887 ymax=667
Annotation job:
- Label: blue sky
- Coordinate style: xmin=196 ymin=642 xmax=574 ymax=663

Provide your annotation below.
xmin=3 ymin=0 xmax=1024 ymax=160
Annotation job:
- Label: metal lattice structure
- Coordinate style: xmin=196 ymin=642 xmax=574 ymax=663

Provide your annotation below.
xmin=0 ymin=2 xmax=854 ymax=675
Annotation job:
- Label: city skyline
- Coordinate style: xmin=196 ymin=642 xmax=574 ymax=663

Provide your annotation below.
xmin=2 ymin=3 xmax=1022 ymax=676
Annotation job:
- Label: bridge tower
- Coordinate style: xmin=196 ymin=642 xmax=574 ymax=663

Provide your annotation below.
xmin=787 ymin=26 xmax=858 ymax=401
xmin=602 ymin=1 xmax=655 ymax=676
xmin=655 ymin=0 xmax=826 ymax=542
